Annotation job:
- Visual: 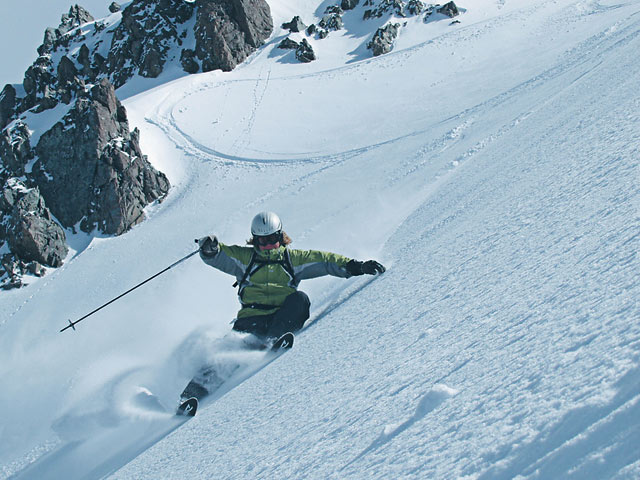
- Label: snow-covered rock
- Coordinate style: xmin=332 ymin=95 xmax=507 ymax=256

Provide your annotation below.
xmin=193 ymin=0 xmax=273 ymax=73
xmin=296 ymin=39 xmax=317 ymax=63
xmin=368 ymin=22 xmax=401 ymax=56
xmin=282 ymin=15 xmax=307 ymax=33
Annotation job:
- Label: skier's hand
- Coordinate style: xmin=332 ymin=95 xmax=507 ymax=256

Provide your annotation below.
xmin=346 ymin=259 xmax=386 ymax=276
xmin=198 ymin=235 xmax=219 ymax=257
xmin=362 ymin=260 xmax=386 ymax=275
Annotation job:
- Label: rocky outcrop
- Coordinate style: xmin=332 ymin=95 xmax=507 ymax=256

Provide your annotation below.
xmin=0 ymin=178 xmax=68 ymax=289
xmin=319 ymin=6 xmax=344 ymax=32
xmin=279 ymin=1 xmax=462 ymax=62
xmin=407 ymin=0 xmax=426 ymax=15
xmin=38 ymin=5 xmax=95 ymax=56
xmin=303 ymin=5 xmax=345 ymax=40
xmin=367 ymin=23 xmax=400 ymax=56
xmin=193 ymin=0 xmax=273 ymax=72
xmin=1 ymin=76 xmax=169 ymax=290
xmin=106 ymin=0 xmax=273 ymax=79
xmin=364 ymin=0 xmax=405 ymax=19
xmin=107 ymin=0 xmax=196 ymax=87
xmin=278 ymin=38 xmax=300 ymax=50
xmin=282 ymin=16 xmax=306 ymax=33
xmin=341 ymin=0 xmax=360 ymax=10
xmin=363 ymin=0 xmax=460 ymax=21
xmin=437 ymin=1 xmax=460 ymax=18
xmin=0 ymin=85 xmax=17 ymax=130
xmin=1 ymin=0 xmax=278 ymax=289
xmin=180 ymin=49 xmax=200 ymax=74
xmin=1 ymin=180 xmax=68 ymax=269
xmin=296 ymin=39 xmax=317 ymax=63
xmin=19 ymin=1 xmax=274 ymax=93
xmin=33 ymin=79 xmax=169 ymax=235
xmin=0 ymin=122 xmax=33 ymax=177
xmin=361 ymin=1 xmax=461 ymax=56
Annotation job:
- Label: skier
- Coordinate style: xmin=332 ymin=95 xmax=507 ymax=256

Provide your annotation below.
xmin=198 ymin=211 xmax=385 ymax=343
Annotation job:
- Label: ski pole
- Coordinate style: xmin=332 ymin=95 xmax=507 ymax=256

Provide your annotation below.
xmin=61 ymin=244 xmax=201 ymax=333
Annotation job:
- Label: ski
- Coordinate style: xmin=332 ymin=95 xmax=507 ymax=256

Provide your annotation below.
xmin=176 ymin=397 xmax=198 ymax=417
xmin=271 ymin=331 xmax=294 ymax=350
xmin=175 ymin=332 xmax=295 ymax=416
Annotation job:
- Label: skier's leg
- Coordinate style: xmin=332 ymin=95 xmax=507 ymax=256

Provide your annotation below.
xmin=266 ymin=291 xmax=310 ymax=339
xmin=232 ymin=315 xmax=272 ymax=337
xmin=180 ymin=378 xmax=210 ymax=401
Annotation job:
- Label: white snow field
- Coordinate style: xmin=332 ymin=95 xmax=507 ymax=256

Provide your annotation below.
xmin=1 ymin=0 xmax=639 ymax=478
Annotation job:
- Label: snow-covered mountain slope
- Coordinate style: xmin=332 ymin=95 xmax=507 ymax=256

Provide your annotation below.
xmin=2 ymin=0 xmax=639 ymax=478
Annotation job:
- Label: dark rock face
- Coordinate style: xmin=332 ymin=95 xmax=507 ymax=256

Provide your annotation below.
xmin=363 ymin=0 xmax=460 ymax=20
xmin=407 ymin=0 xmax=425 ymax=15
xmin=319 ymin=7 xmax=344 ymax=32
xmin=109 ymin=2 xmax=122 ymax=13
xmin=278 ymin=38 xmax=300 ymax=50
xmin=364 ymin=0 xmax=405 ymax=19
xmin=37 ymin=5 xmax=95 ymax=56
xmin=33 ymin=79 xmax=169 ymax=235
xmin=106 ymin=0 xmax=274 ymax=82
xmin=193 ymin=0 xmax=273 ymax=72
xmin=23 ymin=56 xmax=58 ymax=112
xmin=299 ymin=5 xmax=345 ymax=41
xmin=367 ymin=23 xmax=400 ymax=56
xmin=437 ymin=2 xmax=460 ymax=18
xmin=0 ymin=85 xmax=17 ymax=130
xmin=181 ymin=49 xmax=200 ymax=74
xmin=0 ymin=122 xmax=33 ymax=177
xmin=282 ymin=16 xmax=306 ymax=33
xmin=296 ymin=39 xmax=316 ymax=63
xmin=1 ymin=180 xmax=68 ymax=269
xmin=107 ymin=0 xmax=196 ymax=87
xmin=61 ymin=5 xmax=95 ymax=31
xmin=16 ymin=1 xmax=274 ymax=95
xmin=341 ymin=0 xmax=360 ymax=10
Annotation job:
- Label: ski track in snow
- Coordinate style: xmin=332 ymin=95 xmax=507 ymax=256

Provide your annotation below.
xmin=2 ymin=0 xmax=640 ymax=479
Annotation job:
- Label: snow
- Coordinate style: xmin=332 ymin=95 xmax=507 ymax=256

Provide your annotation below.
xmin=1 ymin=0 xmax=640 ymax=479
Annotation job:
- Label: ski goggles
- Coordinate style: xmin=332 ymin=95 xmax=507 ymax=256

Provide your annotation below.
xmin=256 ymin=232 xmax=281 ymax=246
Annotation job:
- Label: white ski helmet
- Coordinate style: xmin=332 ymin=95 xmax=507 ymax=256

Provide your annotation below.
xmin=251 ymin=211 xmax=282 ymax=236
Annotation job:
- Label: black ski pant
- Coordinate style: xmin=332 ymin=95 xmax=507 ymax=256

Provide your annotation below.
xmin=232 ymin=291 xmax=310 ymax=339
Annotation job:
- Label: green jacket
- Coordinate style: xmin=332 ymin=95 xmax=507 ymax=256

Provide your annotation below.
xmin=200 ymin=243 xmax=352 ymax=318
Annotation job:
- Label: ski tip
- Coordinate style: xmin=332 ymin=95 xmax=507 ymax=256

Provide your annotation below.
xmin=176 ymin=397 xmax=198 ymax=417
xmin=271 ymin=332 xmax=294 ymax=351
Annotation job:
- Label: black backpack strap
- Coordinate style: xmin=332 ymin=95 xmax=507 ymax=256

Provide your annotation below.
xmin=282 ymin=248 xmax=296 ymax=286
xmin=233 ymin=250 xmax=257 ymax=290
xmin=233 ymin=248 xmax=297 ymax=292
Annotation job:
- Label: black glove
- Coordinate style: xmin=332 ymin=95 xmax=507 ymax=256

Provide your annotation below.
xmin=198 ymin=235 xmax=219 ymax=257
xmin=346 ymin=259 xmax=386 ymax=276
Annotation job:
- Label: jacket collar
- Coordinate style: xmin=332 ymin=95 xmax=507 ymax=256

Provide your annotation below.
xmin=254 ymin=244 xmax=286 ymax=260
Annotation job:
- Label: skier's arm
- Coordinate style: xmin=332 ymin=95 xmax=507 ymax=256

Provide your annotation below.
xmin=198 ymin=236 xmax=251 ymax=277
xmin=290 ymin=249 xmax=385 ymax=280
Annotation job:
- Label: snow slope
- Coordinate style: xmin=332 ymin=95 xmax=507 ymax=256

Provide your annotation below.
xmin=1 ymin=0 xmax=639 ymax=478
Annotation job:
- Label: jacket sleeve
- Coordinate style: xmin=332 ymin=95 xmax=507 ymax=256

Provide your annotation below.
xmin=200 ymin=243 xmax=252 ymax=279
xmin=289 ymin=249 xmax=352 ymax=281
